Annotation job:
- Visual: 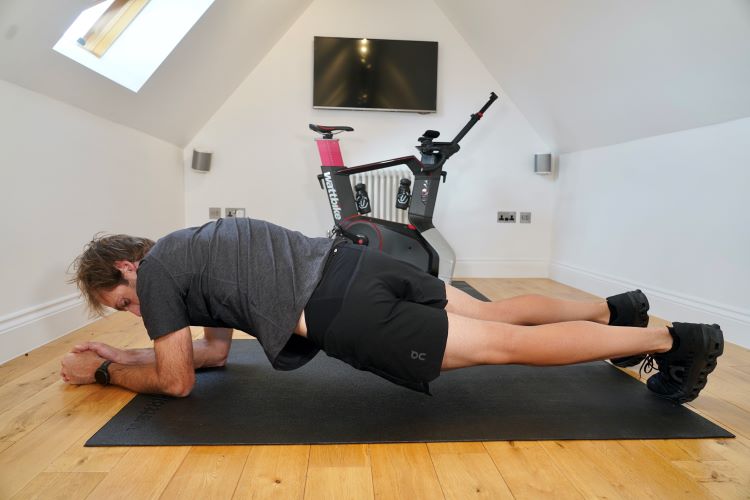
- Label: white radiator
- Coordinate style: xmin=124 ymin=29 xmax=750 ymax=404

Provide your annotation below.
xmin=350 ymin=167 xmax=414 ymax=223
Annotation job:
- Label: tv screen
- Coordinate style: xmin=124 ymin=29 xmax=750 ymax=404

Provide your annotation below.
xmin=313 ymin=36 xmax=438 ymax=113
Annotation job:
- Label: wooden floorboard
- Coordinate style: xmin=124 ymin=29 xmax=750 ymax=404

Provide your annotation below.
xmin=370 ymin=443 xmax=444 ymax=500
xmin=233 ymin=445 xmax=309 ymax=499
xmin=160 ymin=446 xmax=250 ymax=499
xmin=0 ymin=278 xmax=748 ymax=499
xmin=483 ymin=440 xmax=584 ymax=499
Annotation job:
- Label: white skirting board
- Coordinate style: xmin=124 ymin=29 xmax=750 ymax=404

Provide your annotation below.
xmin=454 ymin=259 xmax=550 ymax=279
xmin=0 ymin=294 xmax=93 ymax=365
xmin=550 ymin=261 xmax=750 ymax=348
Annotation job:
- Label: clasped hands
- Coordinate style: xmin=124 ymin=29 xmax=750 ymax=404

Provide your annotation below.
xmin=60 ymin=342 xmax=125 ymax=385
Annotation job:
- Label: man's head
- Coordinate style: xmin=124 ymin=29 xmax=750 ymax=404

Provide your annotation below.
xmin=69 ymin=234 xmax=154 ymax=316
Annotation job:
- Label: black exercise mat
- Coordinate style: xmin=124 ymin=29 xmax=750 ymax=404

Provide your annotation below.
xmin=452 ymin=280 xmax=490 ymax=301
xmin=87 ymin=342 xmax=733 ymax=446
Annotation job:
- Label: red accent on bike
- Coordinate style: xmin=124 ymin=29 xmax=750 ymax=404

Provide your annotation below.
xmin=357 ymin=239 xmax=364 ymax=244
xmin=340 ymin=215 xmax=384 ymax=251
xmin=407 ymin=224 xmax=416 ymax=230
xmin=315 ymin=139 xmax=345 ymax=166
xmin=477 ymin=112 xmax=484 ymax=118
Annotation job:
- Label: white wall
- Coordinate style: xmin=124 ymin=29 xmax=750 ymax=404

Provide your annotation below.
xmin=185 ymin=0 xmax=554 ymax=278
xmin=551 ymin=118 xmax=750 ymax=347
xmin=435 ymin=0 xmax=750 ymax=153
xmin=0 ymin=79 xmax=184 ymax=363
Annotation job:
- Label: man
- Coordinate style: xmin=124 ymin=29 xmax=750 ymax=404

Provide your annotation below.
xmin=62 ymin=217 xmax=723 ymax=404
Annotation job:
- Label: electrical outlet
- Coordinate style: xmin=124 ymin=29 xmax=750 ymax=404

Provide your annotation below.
xmin=497 ymin=211 xmax=516 ymax=223
xmin=225 ymin=208 xmax=246 ymax=218
xmin=520 ymin=212 xmax=531 ymax=224
xmin=208 ymin=207 xmax=221 ymax=219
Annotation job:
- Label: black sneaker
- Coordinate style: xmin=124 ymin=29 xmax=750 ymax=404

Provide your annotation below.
xmin=646 ymin=322 xmax=724 ymax=404
xmin=607 ymin=289 xmax=650 ymax=367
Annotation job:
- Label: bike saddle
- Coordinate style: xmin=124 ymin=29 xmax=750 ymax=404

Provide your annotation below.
xmin=309 ymin=124 xmax=354 ymax=138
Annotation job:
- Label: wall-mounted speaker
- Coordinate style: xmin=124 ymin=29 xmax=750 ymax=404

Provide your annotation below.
xmin=534 ymin=153 xmax=552 ymax=175
xmin=191 ymin=149 xmax=212 ymax=172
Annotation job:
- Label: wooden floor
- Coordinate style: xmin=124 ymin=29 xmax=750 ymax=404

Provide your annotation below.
xmin=1 ymin=278 xmax=749 ymax=499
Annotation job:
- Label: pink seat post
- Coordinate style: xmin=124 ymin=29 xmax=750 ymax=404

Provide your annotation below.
xmin=316 ymin=139 xmax=345 ymax=167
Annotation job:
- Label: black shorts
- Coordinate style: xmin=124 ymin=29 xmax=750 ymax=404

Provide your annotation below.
xmin=304 ymin=241 xmax=449 ymax=394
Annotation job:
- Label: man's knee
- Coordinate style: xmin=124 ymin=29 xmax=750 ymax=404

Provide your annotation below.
xmin=442 ymin=314 xmax=516 ymax=368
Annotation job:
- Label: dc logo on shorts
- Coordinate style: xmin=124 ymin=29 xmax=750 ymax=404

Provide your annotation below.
xmin=411 ymin=350 xmax=427 ymax=361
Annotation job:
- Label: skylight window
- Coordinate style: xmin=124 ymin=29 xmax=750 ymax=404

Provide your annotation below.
xmin=53 ymin=0 xmax=215 ymax=92
xmin=77 ymin=0 xmax=151 ymax=58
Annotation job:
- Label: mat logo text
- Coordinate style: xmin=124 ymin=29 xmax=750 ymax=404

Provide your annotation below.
xmin=124 ymin=395 xmax=170 ymax=432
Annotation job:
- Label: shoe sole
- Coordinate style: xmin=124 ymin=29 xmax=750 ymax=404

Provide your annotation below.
xmin=652 ymin=323 xmax=724 ymax=405
xmin=610 ymin=289 xmax=651 ymax=367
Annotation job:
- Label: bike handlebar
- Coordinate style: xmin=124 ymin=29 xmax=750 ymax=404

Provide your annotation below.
xmin=450 ymin=91 xmax=499 ymax=145
xmin=478 ymin=92 xmax=498 ymax=115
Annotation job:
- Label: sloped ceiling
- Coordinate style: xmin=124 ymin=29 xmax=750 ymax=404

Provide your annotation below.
xmin=2 ymin=1 xmax=749 ymax=152
xmin=0 ymin=0 xmax=313 ymax=147
xmin=435 ymin=0 xmax=750 ymax=152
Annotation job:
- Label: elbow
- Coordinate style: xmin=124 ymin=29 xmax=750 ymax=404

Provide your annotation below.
xmin=207 ymin=342 xmax=230 ymax=368
xmin=211 ymin=351 xmax=228 ymax=368
xmin=163 ymin=375 xmax=195 ymax=398
xmin=171 ymin=384 xmax=193 ymax=398
xmin=165 ymin=381 xmax=194 ymax=398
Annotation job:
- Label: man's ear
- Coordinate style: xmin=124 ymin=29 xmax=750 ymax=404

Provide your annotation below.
xmin=114 ymin=260 xmax=138 ymax=276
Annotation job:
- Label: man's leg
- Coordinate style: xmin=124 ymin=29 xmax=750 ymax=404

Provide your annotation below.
xmin=440 ymin=313 xmax=672 ymax=370
xmin=445 ymin=285 xmax=611 ymax=325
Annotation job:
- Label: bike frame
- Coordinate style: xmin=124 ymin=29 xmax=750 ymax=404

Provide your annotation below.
xmin=314 ymin=92 xmax=498 ymax=280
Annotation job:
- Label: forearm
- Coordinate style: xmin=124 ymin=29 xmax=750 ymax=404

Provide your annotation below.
xmin=121 ymin=339 xmax=226 ymax=368
xmin=108 ymin=362 xmax=193 ymax=397
xmin=63 ymin=327 xmax=204 ymax=396
xmin=108 ymin=362 xmax=165 ymax=395
xmin=192 ymin=338 xmax=229 ymax=368
xmin=89 ymin=328 xmax=230 ymax=396
xmin=122 ymin=348 xmax=156 ymax=365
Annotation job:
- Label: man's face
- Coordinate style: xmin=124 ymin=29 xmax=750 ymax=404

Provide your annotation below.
xmin=98 ymin=279 xmax=141 ymax=317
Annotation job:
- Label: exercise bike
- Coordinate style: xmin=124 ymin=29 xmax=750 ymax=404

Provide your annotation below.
xmin=310 ymin=92 xmax=498 ymax=282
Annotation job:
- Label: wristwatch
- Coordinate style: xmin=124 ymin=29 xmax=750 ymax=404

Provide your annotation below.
xmin=95 ymin=360 xmax=112 ymax=386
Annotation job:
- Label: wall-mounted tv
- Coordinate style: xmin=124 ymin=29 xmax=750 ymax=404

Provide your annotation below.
xmin=313 ymin=36 xmax=438 ymax=113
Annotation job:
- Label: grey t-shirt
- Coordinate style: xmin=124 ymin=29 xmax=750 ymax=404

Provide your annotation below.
xmin=136 ymin=218 xmax=334 ymax=370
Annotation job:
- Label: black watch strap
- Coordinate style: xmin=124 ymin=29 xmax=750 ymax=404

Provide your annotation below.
xmin=95 ymin=360 xmax=112 ymax=386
